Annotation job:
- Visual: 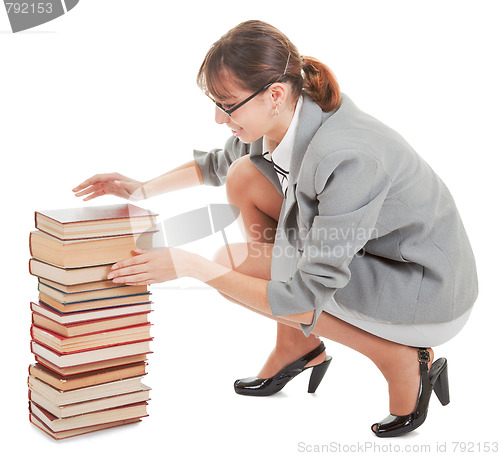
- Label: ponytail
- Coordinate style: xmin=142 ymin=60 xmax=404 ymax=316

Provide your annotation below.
xmin=301 ymin=56 xmax=341 ymax=112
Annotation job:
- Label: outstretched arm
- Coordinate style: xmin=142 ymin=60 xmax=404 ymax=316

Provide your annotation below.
xmin=108 ymin=247 xmax=314 ymax=326
xmin=72 ymin=160 xmax=203 ymax=201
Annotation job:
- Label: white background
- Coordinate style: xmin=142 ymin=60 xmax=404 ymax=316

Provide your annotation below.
xmin=1 ymin=0 xmax=498 ymax=454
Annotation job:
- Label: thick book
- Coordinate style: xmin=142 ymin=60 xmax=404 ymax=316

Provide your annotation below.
xmin=30 ymin=301 xmax=152 ymax=325
xmin=28 ymin=375 xmax=147 ymax=406
xmin=34 ymin=353 xmax=149 ymax=377
xmin=28 ymin=362 xmax=147 ymax=391
xmin=39 ymin=277 xmax=122 ymax=293
xmin=39 ymin=292 xmax=151 ymax=313
xmin=29 ymin=259 xmax=112 ymax=285
xmin=29 ymin=386 xmax=151 ymax=419
xmin=32 ymin=311 xmax=150 ymax=337
xmin=29 ymin=401 xmax=148 ymax=433
xmin=31 ymin=324 xmax=152 ymax=354
xmin=29 ymin=230 xmax=155 ymax=268
xmin=30 ymin=414 xmax=142 ymax=440
xmin=35 ymin=204 xmax=157 ymax=240
xmin=38 ymin=281 xmax=148 ymax=304
xmin=31 ymin=340 xmax=152 ymax=368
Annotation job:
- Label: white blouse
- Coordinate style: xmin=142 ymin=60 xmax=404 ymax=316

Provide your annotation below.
xmin=262 ymin=96 xmax=304 ymax=197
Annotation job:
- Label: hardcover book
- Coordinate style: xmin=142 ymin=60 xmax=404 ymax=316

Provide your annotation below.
xmin=29 ymin=386 xmax=151 ymax=419
xmin=32 ymin=311 xmax=150 ymax=337
xmin=29 ymin=401 xmax=149 ymax=433
xmin=34 ymin=353 xmax=149 ymax=377
xmin=30 ymin=230 xmax=155 ymax=268
xmin=29 ymin=259 xmax=113 ymax=285
xmin=38 ymin=281 xmax=148 ymax=304
xmin=35 ymin=204 xmax=157 ymax=240
xmin=29 ymin=414 xmax=142 ymax=440
xmin=31 ymin=324 xmax=152 ymax=354
xmin=31 ymin=339 xmax=152 ymax=368
xmin=30 ymin=301 xmax=152 ymax=325
xmin=28 ymin=362 xmax=147 ymax=391
xmin=28 ymin=375 xmax=147 ymax=406
xmin=38 ymin=292 xmax=151 ymax=313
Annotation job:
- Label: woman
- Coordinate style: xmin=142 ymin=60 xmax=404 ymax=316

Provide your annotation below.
xmin=73 ymin=20 xmax=478 ymax=437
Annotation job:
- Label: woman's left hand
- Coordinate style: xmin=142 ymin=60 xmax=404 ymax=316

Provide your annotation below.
xmin=108 ymin=248 xmax=188 ymax=285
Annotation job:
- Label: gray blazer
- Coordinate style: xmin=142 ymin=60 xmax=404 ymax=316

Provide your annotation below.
xmin=194 ymin=94 xmax=478 ymax=336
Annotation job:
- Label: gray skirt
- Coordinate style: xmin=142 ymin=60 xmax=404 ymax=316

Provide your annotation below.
xmin=271 ymin=234 xmax=472 ymax=347
xmin=323 ymin=298 xmax=472 ymax=347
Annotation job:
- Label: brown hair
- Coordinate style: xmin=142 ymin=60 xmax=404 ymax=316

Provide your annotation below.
xmin=197 ymin=20 xmax=341 ymax=112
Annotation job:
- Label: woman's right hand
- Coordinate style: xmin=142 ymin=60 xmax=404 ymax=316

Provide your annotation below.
xmin=72 ymin=173 xmax=146 ymax=201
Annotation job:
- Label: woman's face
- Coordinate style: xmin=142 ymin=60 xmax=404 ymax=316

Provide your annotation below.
xmin=210 ymin=71 xmax=284 ymax=144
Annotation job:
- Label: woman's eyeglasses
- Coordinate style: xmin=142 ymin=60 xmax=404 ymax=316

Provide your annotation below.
xmin=208 ymin=80 xmax=277 ymax=117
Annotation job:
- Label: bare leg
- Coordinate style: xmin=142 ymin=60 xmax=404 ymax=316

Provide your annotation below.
xmin=223 ymin=156 xmax=326 ymax=376
xmin=312 ymin=313 xmax=434 ymax=416
xmin=214 ymin=241 xmax=433 ymax=415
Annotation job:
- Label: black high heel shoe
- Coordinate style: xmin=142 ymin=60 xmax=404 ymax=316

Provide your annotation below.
xmin=234 ymin=342 xmax=332 ymax=396
xmin=372 ymin=348 xmax=450 ymax=438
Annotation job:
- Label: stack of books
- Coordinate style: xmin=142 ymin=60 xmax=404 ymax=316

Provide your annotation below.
xmin=27 ymin=204 xmax=158 ymax=439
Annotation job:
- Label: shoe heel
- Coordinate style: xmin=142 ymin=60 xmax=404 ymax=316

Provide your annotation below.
xmin=433 ymin=360 xmax=450 ymax=406
xmin=308 ymin=356 xmax=332 ymax=393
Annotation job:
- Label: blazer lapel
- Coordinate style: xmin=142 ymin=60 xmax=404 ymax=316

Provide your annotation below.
xmin=288 ymin=95 xmax=325 ymax=187
xmin=281 ymin=95 xmax=326 ymax=225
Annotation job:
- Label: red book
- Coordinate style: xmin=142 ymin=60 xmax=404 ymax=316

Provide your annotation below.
xmin=34 ymin=353 xmax=149 ymax=376
xmin=28 ymin=362 xmax=148 ymax=391
xmin=32 ymin=309 xmax=151 ymax=338
xmin=31 ymin=340 xmax=152 ymax=368
xmin=29 ymin=413 xmax=142 ymax=440
xmin=29 ymin=401 xmax=148 ymax=434
xmin=30 ymin=301 xmax=152 ymax=325
xmin=31 ymin=324 xmax=152 ymax=354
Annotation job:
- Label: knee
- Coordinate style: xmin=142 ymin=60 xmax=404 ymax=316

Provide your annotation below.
xmin=226 ymin=155 xmax=256 ymax=204
xmin=212 ymin=244 xmax=233 ymax=269
xmin=212 ymin=242 xmax=250 ymax=271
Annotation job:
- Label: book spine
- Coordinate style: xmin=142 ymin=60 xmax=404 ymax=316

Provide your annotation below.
xmin=29 ymin=232 xmax=33 ymax=257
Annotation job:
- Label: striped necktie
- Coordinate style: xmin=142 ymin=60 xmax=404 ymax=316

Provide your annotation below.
xmin=263 ymin=151 xmax=289 ymax=197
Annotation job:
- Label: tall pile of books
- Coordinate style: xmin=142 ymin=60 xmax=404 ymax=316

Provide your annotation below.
xmin=27 ymin=204 xmax=157 ymax=439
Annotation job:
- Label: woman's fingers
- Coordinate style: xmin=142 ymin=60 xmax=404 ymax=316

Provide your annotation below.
xmin=74 ymin=181 xmax=130 ymax=201
xmin=113 ymin=272 xmax=151 ymax=285
xmin=111 ymin=251 xmax=150 ymax=271
xmin=72 ymin=174 xmax=108 ymax=192
xmin=108 ymin=249 xmax=179 ymax=285
xmin=72 ymin=173 xmax=124 ymax=194
xmin=109 ymin=256 xmax=154 ymax=284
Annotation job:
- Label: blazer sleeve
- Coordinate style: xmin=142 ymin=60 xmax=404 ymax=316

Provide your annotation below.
xmin=267 ymin=149 xmax=393 ymax=336
xmin=193 ymin=136 xmax=250 ymax=186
